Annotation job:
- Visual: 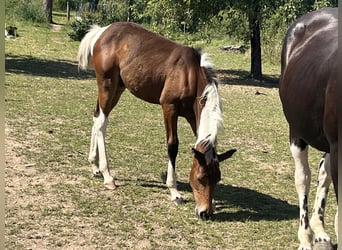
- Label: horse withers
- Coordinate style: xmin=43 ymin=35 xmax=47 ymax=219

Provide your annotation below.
xmin=77 ymin=22 xmax=236 ymax=219
xmin=279 ymin=7 xmax=338 ymax=250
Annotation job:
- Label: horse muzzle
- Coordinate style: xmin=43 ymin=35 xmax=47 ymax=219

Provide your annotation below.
xmin=195 ymin=205 xmax=214 ymax=220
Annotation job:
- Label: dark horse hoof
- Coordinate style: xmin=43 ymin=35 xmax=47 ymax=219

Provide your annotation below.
xmin=172 ymin=197 xmax=186 ymax=205
xmin=313 ymin=241 xmax=334 ymax=250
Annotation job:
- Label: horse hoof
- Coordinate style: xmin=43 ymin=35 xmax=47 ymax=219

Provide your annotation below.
xmin=104 ymin=182 xmax=117 ymax=190
xmin=172 ymin=197 xmax=185 ymax=205
xmin=93 ymin=171 xmax=103 ymax=178
xmin=313 ymin=241 xmax=334 ymax=250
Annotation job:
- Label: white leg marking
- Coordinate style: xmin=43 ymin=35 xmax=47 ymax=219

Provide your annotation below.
xmin=89 ymin=116 xmax=100 ymax=176
xmin=166 ymin=160 xmax=182 ymax=202
xmin=334 ymin=208 xmax=338 ymax=244
xmin=310 ymin=154 xmax=331 ymax=244
xmin=290 ymin=144 xmax=313 ymax=250
xmin=93 ymin=109 xmax=115 ymax=188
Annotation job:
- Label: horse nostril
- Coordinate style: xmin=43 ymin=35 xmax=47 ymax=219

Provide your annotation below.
xmin=199 ymin=211 xmax=210 ymax=220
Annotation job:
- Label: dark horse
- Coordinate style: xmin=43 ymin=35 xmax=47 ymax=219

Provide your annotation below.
xmin=279 ymin=7 xmax=338 ymax=250
xmin=78 ymin=22 xmax=236 ymax=219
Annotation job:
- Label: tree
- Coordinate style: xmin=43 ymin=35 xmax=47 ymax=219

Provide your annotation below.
xmin=43 ymin=0 xmax=53 ymax=23
xmin=127 ymin=0 xmax=134 ymax=21
xmin=228 ymin=0 xmax=285 ymax=79
xmin=248 ymin=1 xmax=262 ymax=79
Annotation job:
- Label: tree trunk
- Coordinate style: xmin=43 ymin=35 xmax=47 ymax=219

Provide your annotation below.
xmin=94 ymin=0 xmax=99 ymax=11
xmin=127 ymin=0 xmax=134 ymax=22
xmin=43 ymin=0 xmax=53 ymax=23
xmin=66 ymin=1 xmax=70 ymax=21
xmin=248 ymin=6 xmax=262 ymax=80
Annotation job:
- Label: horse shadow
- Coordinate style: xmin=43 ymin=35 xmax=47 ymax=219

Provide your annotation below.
xmin=211 ymin=183 xmax=298 ymax=222
xmin=137 ymin=177 xmax=297 ymax=222
xmin=216 ymin=69 xmax=279 ymax=88
xmin=5 ymin=53 xmax=95 ymax=79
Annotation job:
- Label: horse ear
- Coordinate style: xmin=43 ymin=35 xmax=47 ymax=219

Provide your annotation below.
xmin=218 ymin=149 xmax=236 ymax=162
xmin=192 ymin=148 xmax=206 ymax=166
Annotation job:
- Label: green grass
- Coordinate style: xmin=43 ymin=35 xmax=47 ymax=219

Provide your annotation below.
xmin=5 ymin=17 xmax=337 ymax=249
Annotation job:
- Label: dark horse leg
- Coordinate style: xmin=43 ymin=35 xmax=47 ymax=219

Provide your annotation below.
xmin=162 ymin=103 xmax=184 ymax=204
xmin=329 ymin=143 xmax=338 ymax=242
xmin=324 ymin=80 xmax=338 ymax=242
xmin=88 ymin=69 xmax=125 ymax=189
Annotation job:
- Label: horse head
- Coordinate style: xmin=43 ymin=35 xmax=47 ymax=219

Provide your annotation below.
xmin=190 ymin=139 xmax=236 ymax=220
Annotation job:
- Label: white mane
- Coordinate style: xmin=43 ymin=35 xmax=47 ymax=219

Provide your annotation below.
xmin=195 ymin=82 xmax=223 ymax=147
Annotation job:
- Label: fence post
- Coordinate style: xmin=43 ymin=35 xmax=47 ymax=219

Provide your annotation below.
xmin=66 ymin=1 xmax=70 ymax=21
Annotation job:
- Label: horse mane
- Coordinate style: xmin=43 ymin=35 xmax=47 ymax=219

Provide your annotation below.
xmin=195 ymin=53 xmax=223 ymax=148
xmin=77 ymin=24 xmax=110 ymax=70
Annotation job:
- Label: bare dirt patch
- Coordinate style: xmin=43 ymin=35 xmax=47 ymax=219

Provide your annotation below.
xmin=5 ymin=124 xmax=98 ymax=249
xmin=51 ymin=24 xmax=62 ymax=33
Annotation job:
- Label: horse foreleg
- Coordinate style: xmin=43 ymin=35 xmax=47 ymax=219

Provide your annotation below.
xmin=290 ymin=142 xmax=313 ymax=250
xmin=162 ymin=104 xmax=184 ymax=205
xmin=310 ymin=153 xmax=332 ymax=246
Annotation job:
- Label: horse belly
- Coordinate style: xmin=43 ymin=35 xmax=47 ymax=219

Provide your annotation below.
xmin=280 ymin=81 xmax=330 ymax=152
xmin=125 ymin=80 xmax=164 ymax=104
xmin=119 ymin=63 xmax=165 ymax=104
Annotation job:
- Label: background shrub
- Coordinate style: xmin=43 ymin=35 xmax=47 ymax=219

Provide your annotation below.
xmin=68 ymin=13 xmax=95 ymax=41
xmin=13 ymin=0 xmax=46 ymax=23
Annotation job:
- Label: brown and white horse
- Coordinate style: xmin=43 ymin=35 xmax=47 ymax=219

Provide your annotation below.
xmin=78 ymin=22 xmax=236 ymax=219
xmin=279 ymin=7 xmax=338 ymax=250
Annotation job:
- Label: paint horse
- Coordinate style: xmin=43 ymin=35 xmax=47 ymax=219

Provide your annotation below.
xmin=78 ymin=22 xmax=236 ymax=219
xmin=279 ymin=7 xmax=338 ymax=250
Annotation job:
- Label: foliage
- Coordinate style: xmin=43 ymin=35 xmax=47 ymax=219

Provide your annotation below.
xmin=261 ymin=0 xmax=337 ymax=62
xmin=67 ymin=0 xmax=142 ymax=41
xmin=143 ymin=0 xmax=191 ymax=36
xmin=68 ymin=13 xmax=95 ymax=41
xmin=96 ymin=0 xmax=130 ymax=24
xmin=65 ymin=0 xmax=338 ymax=40
xmin=53 ymin=0 xmax=79 ymax=11
xmin=6 ymin=0 xmax=46 ymax=23
xmin=212 ymin=8 xmax=249 ymax=44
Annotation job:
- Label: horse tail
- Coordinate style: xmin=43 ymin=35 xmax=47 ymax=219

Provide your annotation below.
xmin=77 ymin=24 xmax=110 ymax=70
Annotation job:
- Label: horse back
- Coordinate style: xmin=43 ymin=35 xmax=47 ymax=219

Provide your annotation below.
xmin=279 ymin=7 xmax=337 ymax=151
xmin=92 ymin=22 xmax=204 ymax=105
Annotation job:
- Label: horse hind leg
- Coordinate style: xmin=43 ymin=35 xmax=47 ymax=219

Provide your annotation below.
xmin=86 ymin=96 xmax=113 ymax=187
xmin=89 ymin=75 xmax=125 ymax=190
xmin=310 ymin=153 xmax=334 ymax=249
xmin=89 ymin=100 xmax=102 ymax=177
xmin=290 ymin=139 xmax=313 ymax=250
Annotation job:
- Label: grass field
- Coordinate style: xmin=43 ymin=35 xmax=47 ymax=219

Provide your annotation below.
xmin=5 ymin=15 xmax=337 ymax=249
